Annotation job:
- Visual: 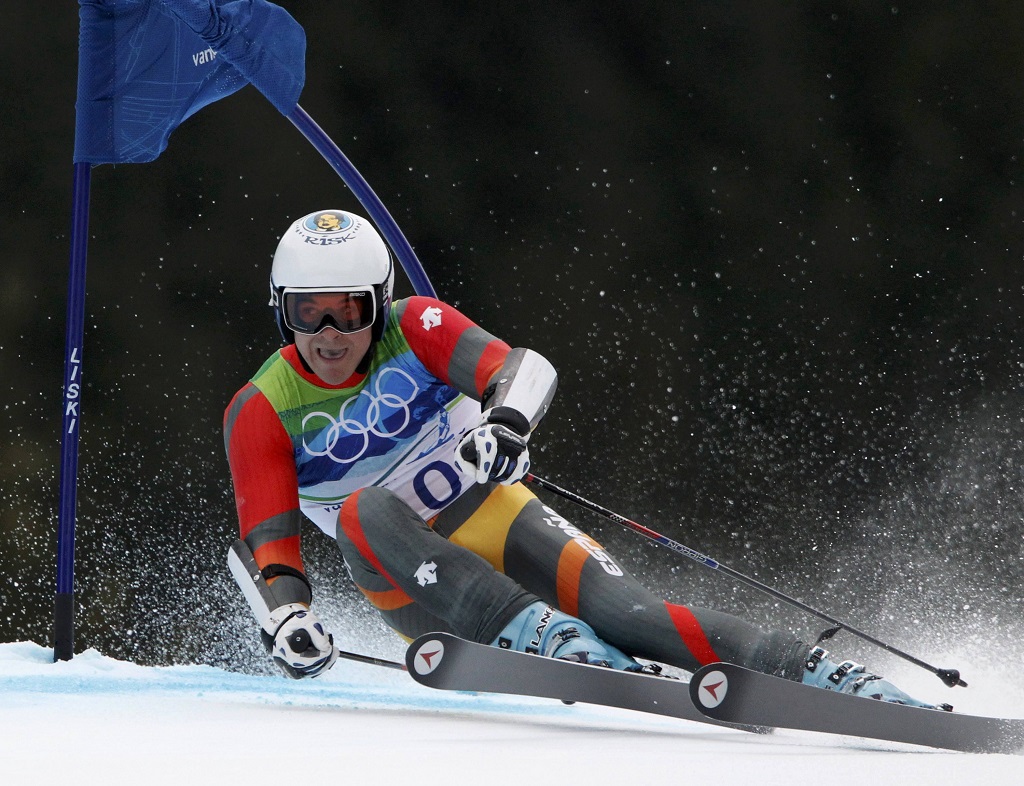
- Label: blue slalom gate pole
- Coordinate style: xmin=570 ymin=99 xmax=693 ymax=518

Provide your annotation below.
xmin=54 ymin=161 xmax=92 ymax=662
xmin=53 ymin=108 xmax=435 ymax=662
xmin=287 ymin=106 xmax=437 ymax=298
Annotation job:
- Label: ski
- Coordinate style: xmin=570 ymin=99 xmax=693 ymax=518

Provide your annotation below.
xmin=689 ymin=662 xmax=1024 ymax=754
xmin=405 ymin=633 xmax=766 ymax=733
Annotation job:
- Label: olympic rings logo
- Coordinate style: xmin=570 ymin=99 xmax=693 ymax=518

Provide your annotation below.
xmin=302 ymin=367 xmax=420 ymax=464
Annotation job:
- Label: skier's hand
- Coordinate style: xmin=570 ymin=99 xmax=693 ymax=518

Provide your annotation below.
xmin=455 ymin=406 xmax=531 ymax=485
xmin=261 ymin=604 xmax=338 ymax=679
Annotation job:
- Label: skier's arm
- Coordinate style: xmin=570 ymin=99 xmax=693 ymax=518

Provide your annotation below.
xmin=224 ymin=385 xmax=338 ymax=678
xmin=478 ymin=345 xmax=558 ymax=431
xmin=223 ymin=384 xmax=310 ymax=606
xmin=397 ymin=297 xmax=557 ymax=484
xmin=396 ymin=296 xmax=557 ymax=427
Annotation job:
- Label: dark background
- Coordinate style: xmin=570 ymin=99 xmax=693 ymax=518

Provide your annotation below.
xmin=1 ymin=3 xmax=1022 ymax=676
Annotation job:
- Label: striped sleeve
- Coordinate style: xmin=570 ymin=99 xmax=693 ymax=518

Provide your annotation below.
xmin=223 ymin=383 xmax=309 ymax=604
xmin=396 ymin=296 xmax=511 ymax=398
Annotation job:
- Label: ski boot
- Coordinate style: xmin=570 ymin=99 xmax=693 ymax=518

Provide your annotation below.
xmin=492 ymin=602 xmax=642 ymax=672
xmin=801 ymin=646 xmax=950 ymax=710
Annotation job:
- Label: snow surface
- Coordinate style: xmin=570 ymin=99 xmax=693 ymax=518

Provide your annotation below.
xmin=1 ymin=642 xmax=1020 ymax=785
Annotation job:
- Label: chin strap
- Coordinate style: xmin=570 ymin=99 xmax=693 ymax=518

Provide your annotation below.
xmin=293 ymin=342 xmax=313 ymax=374
xmin=355 ymin=343 xmax=375 ymax=374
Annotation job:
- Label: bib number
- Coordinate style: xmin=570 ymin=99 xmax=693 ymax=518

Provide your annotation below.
xmin=413 ymin=461 xmax=462 ymax=510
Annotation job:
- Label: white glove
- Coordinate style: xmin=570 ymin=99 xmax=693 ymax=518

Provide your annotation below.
xmin=455 ymin=407 xmax=531 ymax=485
xmin=261 ymin=604 xmax=339 ymax=679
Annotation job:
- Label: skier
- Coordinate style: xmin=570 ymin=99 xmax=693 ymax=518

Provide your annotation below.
xmin=224 ymin=208 xmax=937 ymax=708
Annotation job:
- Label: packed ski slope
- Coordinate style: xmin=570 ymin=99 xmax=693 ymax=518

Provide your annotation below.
xmin=0 ymin=641 xmax=1019 ymax=785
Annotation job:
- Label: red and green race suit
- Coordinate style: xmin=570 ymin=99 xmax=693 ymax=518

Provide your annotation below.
xmin=224 ymin=296 xmax=509 ymax=589
xmin=225 ymin=296 xmax=808 ymax=677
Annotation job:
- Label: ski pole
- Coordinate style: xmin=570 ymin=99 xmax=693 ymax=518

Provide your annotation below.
xmin=335 ymin=648 xmax=406 ymax=671
xmin=524 ymin=473 xmax=966 ymax=688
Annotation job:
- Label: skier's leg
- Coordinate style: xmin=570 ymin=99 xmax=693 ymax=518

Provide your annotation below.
xmin=334 ymin=529 xmax=454 ymax=641
xmin=512 ymin=493 xmax=805 ymax=675
xmin=333 ymin=486 xmax=534 ymax=643
xmin=433 ymin=482 xmax=800 ymax=674
xmin=428 ymin=483 xmax=643 ymax=669
xmin=435 ymin=483 xmax=940 ymax=703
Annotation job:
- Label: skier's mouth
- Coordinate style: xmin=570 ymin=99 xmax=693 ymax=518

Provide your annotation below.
xmin=317 ymin=346 xmax=348 ymax=361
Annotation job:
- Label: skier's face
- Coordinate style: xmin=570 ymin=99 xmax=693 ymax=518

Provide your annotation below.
xmin=294 ymin=324 xmax=373 ymax=385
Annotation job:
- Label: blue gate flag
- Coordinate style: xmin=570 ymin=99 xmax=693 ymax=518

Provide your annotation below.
xmin=57 ymin=0 xmax=306 ymax=662
xmin=74 ymin=0 xmax=305 ymax=164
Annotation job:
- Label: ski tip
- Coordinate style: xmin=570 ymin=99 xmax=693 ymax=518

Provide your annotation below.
xmin=406 ymin=634 xmax=450 ymax=678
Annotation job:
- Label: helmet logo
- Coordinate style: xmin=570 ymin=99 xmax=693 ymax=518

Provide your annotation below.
xmin=304 ymin=211 xmax=353 ymax=234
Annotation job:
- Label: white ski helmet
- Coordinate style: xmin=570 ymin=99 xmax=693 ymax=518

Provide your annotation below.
xmin=269 ymin=209 xmax=394 ymax=344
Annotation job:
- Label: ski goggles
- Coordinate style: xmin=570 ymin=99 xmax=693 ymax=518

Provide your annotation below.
xmin=279 ymin=288 xmax=377 ymax=335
